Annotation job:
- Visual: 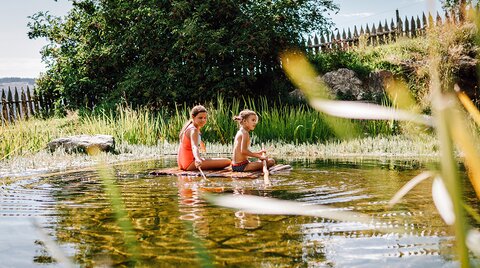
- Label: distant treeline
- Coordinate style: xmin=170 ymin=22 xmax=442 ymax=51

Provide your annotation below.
xmin=0 ymin=77 xmax=35 ymax=84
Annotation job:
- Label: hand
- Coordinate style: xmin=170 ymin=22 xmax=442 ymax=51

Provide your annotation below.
xmin=195 ymin=158 xmax=203 ymax=168
xmin=259 ymin=155 xmax=267 ymax=161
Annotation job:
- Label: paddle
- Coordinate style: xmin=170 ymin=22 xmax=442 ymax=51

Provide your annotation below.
xmin=262 ymin=143 xmax=270 ymax=185
xmin=198 ymin=166 xmax=211 ymax=182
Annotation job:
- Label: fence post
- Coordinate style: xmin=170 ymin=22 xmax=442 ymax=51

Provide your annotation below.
xmin=416 ymin=16 xmax=421 ymax=36
xmin=7 ymin=87 xmax=15 ymax=122
xmin=320 ymin=34 xmax=326 ymax=52
xmin=436 ymin=12 xmax=443 ymax=26
xmin=422 ymin=13 xmax=428 ymax=33
xmin=378 ymin=21 xmax=385 ymax=44
xmin=411 ymin=16 xmax=416 ymax=37
xmin=38 ymin=92 xmax=46 ymax=117
xmin=353 ymin=26 xmax=359 ymax=47
xmin=14 ymin=87 xmax=21 ymax=120
xmin=444 ymin=10 xmax=451 ymax=24
xmin=396 ymin=9 xmax=401 ymax=37
xmin=371 ymin=23 xmax=377 ymax=46
xmin=347 ymin=27 xmax=353 ymax=48
xmin=1 ymin=90 xmax=7 ymax=124
xmin=306 ymin=36 xmax=312 ymax=54
xmin=404 ymin=16 xmax=410 ymax=37
xmin=313 ymin=34 xmax=320 ymax=54
xmin=21 ymin=88 xmax=28 ymax=120
xmin=33 ymin=89 xmax=40 ymax=116
xmin=384 ymin=19 xmax=390 ymax=43
xmin=390 ymin=19 xmax=396 ymax=42
xmin=26 ymin=86 xmax=35 ymax=117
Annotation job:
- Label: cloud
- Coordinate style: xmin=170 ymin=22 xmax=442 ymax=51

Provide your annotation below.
xmin=339 ymin=12 xmax=374 ymax=18
xmin=0 ymin=58 xmax=44 ymax=78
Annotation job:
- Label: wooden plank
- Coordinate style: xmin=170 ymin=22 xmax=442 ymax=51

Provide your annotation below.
xmin=14 ymin=87 xmax=20 ymax=120
xmin=7 ymin=88 xmax=14 ymax=122
xmin=21 ymin=88 xmax=28 ymax=120
xmin=26 ymin=86 xmax=34 ymax=117
xmin=150 ymin=164 xmax=292 ymax=179
xmin=1 ymin=90 xmax=7 ymax=124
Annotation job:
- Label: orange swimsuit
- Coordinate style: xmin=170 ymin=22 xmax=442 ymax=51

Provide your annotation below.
xmin=177 ymin=125 xmax=201 ymax=170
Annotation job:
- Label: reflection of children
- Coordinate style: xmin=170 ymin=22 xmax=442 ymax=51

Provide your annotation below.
xmin=177 ymin=105 xmax=231 ymax=171
xmin=231 ymin=110 xmax=275 ymax=172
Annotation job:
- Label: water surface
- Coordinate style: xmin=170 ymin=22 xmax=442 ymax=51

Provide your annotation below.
xmin=0 ymin=158 xmax=478 ymax=267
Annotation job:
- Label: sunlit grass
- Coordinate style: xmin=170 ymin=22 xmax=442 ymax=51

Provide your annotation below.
xmin=0 ymin=96 xmax=400 ymax=160
xmin=273 ymin=20 xmax=480 ymax=264
xmin=0 ymin=134 xmax=442 ymax=178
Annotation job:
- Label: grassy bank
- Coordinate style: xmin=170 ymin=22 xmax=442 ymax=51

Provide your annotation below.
xmin=0 ymin=134 xmax=441 ymax=178
xmin=1 ymin=97 xmax=399 ymax=160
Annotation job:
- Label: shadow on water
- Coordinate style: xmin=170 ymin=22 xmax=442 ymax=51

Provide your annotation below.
xmin=0 ymin=158 xmax=478 ymax=267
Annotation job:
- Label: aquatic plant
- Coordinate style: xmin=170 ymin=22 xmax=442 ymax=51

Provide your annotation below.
xmin=283 ymin=46 xmax=480 ymax=266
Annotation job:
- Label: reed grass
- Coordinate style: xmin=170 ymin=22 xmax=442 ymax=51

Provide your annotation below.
xmin=279 ymin=15 xmax=480 ymax=263
xmin=0 ymin=96 xmax=399 ymax=160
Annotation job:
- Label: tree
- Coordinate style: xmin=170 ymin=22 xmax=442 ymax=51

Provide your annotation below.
xmin=441 ymin=0 xmax=477 ymax=21
xmin=28 ymin=0 xmax=338 ymax=109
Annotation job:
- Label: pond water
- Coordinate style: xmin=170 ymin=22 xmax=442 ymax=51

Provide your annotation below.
xmin=0 ymin=158 xmax=478 ymax=267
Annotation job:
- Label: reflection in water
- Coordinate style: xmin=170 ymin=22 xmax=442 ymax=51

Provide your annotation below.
xmin=177 ymin=176 xmax=209 ymax=237
xmin=176 ymin=176 xmax=262 ymax=234
xmin=0 ymin=158 xmax=478 ymax=267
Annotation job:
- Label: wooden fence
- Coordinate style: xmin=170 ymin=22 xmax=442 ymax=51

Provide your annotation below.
xmin=305 ymin=6 xmax=474 ymax=54
xmin=0 ymin=87 xmax=54 ymax=125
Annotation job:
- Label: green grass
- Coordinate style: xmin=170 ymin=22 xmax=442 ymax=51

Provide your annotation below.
xmin=1 ymin=96 xmax=400 ymax=160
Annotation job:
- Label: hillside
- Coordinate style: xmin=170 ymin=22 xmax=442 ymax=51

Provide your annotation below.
xmin=0 ymin=77 xmax=36 ymax=92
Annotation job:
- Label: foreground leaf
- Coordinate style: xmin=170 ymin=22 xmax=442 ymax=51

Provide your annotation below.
xmin=310 ymin=99 xmax=434 ymax=127
xmin=207 ymin=194 xmax=373 ymax=225
xmin=432 ymin=177 xmax=455 ymax=225
xmin=466 ymin=229 xmax=480 ymax=257
xmin=388 ymin=171 xmax=435 ymax=207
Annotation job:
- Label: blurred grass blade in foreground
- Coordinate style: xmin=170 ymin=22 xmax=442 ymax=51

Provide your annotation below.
xmin=207 ymin=194 xmax=374 ymax=226
xmin=309 ymin=99 xmax=433 ymax=126
xmin=467 ymin=229 xmax=480 ymax=257
xmin=32 ymin=218 xmax=74 ymax=267
xmin=388 ymin=171 xmax=435 ymax=207
xmin=455 ymin=84 xmax=480 ymax=127
xmin=449 ymin=102 xmax=480 ymax=200
xmin=432 ymin=176 xmax=455 ymax=225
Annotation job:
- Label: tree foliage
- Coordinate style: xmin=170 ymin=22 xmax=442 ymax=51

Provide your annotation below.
xmin=28 ymin=0 xmax=338 ymax=109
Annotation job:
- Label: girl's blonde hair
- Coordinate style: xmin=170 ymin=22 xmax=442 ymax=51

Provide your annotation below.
xmin=179 ymin=105 xmax=207 ymax=140
xmin=233 ymin=109 xmax=257 ymax=126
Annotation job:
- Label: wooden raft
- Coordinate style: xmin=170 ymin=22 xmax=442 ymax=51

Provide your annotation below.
xmin=150 ymin=164 xmax=292 ymax=179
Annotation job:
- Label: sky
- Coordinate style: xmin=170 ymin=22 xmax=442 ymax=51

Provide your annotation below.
xmin=0 ymin=0 xmax=443 ymax=78
xmin=329 ymin=0 xmax=444 ymax=34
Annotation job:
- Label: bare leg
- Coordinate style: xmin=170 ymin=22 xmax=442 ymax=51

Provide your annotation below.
xmin=266 ymin=158 xmax=276 ymax=168
xmin=243 ymin=158 xmax=275 ymax=172
xmin=243 ymin=161 xmax=263 ymax=172
xmin=185 ymin=158 xmax=231 ymax=171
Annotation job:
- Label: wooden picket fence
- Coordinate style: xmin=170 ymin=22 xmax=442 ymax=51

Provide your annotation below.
xmin=305 ymin=7 xmax=473 ymax=54
xmin=0 ymin=87 xmax=54 ymax=125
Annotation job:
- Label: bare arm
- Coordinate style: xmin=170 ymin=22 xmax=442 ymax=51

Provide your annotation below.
xmin=188 ymin=128 xmax=203 ymax=166
xmin=240 ymin=129 xmax=264 ymax=159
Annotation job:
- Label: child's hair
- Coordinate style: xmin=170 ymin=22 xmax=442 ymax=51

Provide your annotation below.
xmin=179 ymin=105 xmax=207 ymax=140
xmin=233 ymin=109 xmax=257 ymax=126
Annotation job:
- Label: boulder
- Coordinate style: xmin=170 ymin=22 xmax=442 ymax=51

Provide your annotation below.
xmin=320 ymin=68 xmax=393 ymax=103
xmin=47 ymin=134 xmax=115 ymax=154
xmin=288 ymin=88 xmax=306 ymax=102
xmin=322 ymin=68 xmax=364 ymax=100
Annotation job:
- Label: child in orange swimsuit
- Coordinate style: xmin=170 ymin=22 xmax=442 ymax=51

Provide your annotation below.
xmin=177 ymin=105 xmax=231 ymax=171
xmin=231 ymin=109 xmax=275 ymax=172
